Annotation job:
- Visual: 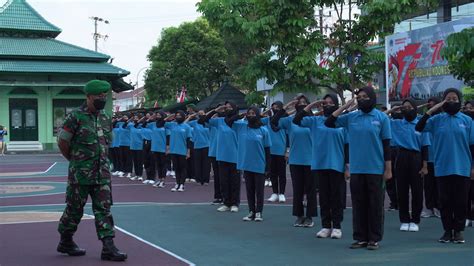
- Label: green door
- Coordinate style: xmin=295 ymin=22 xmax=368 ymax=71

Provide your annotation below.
xmin=9 ymin=99 xmax=39 ymax=141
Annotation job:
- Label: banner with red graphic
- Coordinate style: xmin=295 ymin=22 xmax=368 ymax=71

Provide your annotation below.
xmin=385 ymin=17 xmax=473 ymax=102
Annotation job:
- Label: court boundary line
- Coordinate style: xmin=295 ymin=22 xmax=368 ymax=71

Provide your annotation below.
xmin=0 ymin=161 xmax=58 ymax=177
xmin=115 ymin=226 xmax=196 ymax=266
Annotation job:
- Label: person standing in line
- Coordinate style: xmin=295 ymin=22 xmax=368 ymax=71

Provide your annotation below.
xmin=386 ymin=99 xmax=431 ymax=232
xmin=384 ymin=104 xmax=403 ymax=211
xmin=129 ymin=115 xmax=144 ymax=181
xmin=234 ymin=106 xmax=271 ymax=222
xmin=187 ymin=110 xmax=211 ymax=185
xmin=186 ymin=104 xmax=198 ymax=183
xmin=142 ymin=113 xmax=155 ymax=185
xmin=416 ymin=88 xmax=474 ymax=243
xmin=151 ymin=111 xmax=169 ymax=188
xmin=294 ymin=94 xmax=348 ymax=239
xmin=119 ymin=116 xmax=133 ymax=178
xmin=109 ymin=117 xmax=120 ymax=175
xmin=325 ymin=86 xmax=392 ymax=250
xmin=56 ymin=80 xmax=127 ymax=261
xmin=263 ymin=101 xmax=288 ymax=203
xmin=165 ymin=110 xmax=192 ymax=192
xmin=462 ymin=100 xmax=474 ymax=227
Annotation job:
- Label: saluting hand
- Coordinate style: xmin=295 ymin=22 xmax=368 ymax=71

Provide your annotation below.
xmin=426 ymin=100 xmax=446 ymax=115
xmin=419 ymin=166 xmax=428 ymax=178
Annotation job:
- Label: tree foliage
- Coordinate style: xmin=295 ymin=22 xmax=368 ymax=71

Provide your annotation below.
xmin=441 ymin=27 xmax=474 ymax=86
xmin=197 ymin=0 xmax=438 ymax=102
xmin=144 ymin=18 xmax=228 ymax=104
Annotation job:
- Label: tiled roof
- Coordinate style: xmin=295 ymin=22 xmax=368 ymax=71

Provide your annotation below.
xmin=0 ymin=0 xmax=61 ymax=37
xmin=0 ymin=60 xmax=130 ymax=76
xmin=0 ymin=37 xmax=110 ymax=60
xmin=196 ymin=82 xmax=248 ymax=110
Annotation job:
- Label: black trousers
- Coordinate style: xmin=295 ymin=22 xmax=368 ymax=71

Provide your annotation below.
xmin=119 ymin=146 xmax=132 ymax=173
xmin=396 ymin=149 xmax=423 ymax=224
xmin=386 ymin=147 xmax=398 ymax=209
xmin=172 ymin=154 xmax=187 ymax=185
xmin=218 ymin=161 xmax=240 ymax=207
xmin=350 ymin=174 xmax=384 ymax=243
xmin=153 ymin=152 xmax=167 ymax=180
xmin=187 ymin=148 xmax=195 ymax=179
xmin=166 ymin=155 xmax=173 ymax=172
xmin=194 ymin=147 xmax=210 ymax=184
xmin=316 ymin=169 xmax=345 ymax=229
xmin=108 ymin=147 xmax=116 ymax=171
xmin=270 ymin=155 xmax=286 ymax=194
xmin=244 ymin=171 xmax=265 ymax=213
xmin=114 ymin=147 xmax=122 ymax=172
xmin=437 ymin=175 xmax=470 ymax=232
xmin=468 ymin=180 xmax=474 ymax=220
xmin=131 ymin=149 xmax=144 ymax=177
xmin=143 ymin=141 xmax=154 ymax=180
xmin=290 ymin=165 xmax=317 ymax=218
xmin=424 ymin=162 xmax=439 ymax=210
xmin=210 ymin=157 xmax=222 ymax=199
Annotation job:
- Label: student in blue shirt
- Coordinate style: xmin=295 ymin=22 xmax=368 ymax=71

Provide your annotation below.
xmin=275 ymin=95 xmax=318 ymax=228
xmin=416 ymin=88 xmax=474 ymax=244
xmin=236 ymin=106 xmax=271 ymax=222
xmin=150 ymin=110 xmax=169 ymax=188
xmin=264 ymin=101 xmax=288 ymax=203
xmin=142 ymin=112 xmax=156 ymax=185
xmin=462 ymin=101 xmax=474 ymax=227
xmin=110 ymin=117 xmax=120 ymax=175
xmin=385 ymin=104 xmax=403 ymax=212
xmin=203 ymin=101 xmax=242 ymax=212
xmin=119 ymin=115 xmax=133 ymax=178
xmin=419 ymin=97 xmax=442 ymax=219
xmin=164 ymin=110 xmax=192 ymax=192
xmin=387 ymin=99 xmax=430 ymax=232
xmin=294 ymin=94 xmax=348 ymax=239
xmin=129 ymin=115 xmax=145 ymax=181
xmin=187 ymin=110 xmax=211 ymax=185
xmin=185 ymin=105 xmax=198 ymax=183
xmin=325 ymin=86 xmax=392 ymax=250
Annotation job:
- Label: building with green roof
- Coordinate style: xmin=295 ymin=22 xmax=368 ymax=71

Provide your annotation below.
xmin=0 ymin=0 xmax=132 ymax=151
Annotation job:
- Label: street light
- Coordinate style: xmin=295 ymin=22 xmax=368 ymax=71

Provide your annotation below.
xmin=133 ymin=66 xmax=149 ymax=108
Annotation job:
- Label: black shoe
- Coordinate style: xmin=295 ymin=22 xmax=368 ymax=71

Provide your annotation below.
xmin=453 ymin=231 xmax=465 ymax=244
xmin=439 ymin=231 xmax=453 ymax=243
xmin=367 ymin=241 xmax=379 ymax=250
xmin=294 ymin=217 xmax=305 ymax=227
xmin=57 ymin=235 xmax=86 ymax=256
xmin=101 ymin=237 xmax=127 ymax=261
xmin=212 ymin=199 xmax=223 ymax=205
xmin=350 ymin=241 xmax=368 ymax=249
xmin=388 ymin=204 xmax=398 ymax=211
xmin=303 ymin=217 xmax=314 ymax=228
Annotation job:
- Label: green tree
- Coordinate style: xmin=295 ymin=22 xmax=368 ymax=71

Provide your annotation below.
xmin=441 ymin=27 xmax=474 ymax=86
xmin=197 ymin=0 xmax=438 ymax=102
xmin=145 ymin=18 xmax=228 ymax=104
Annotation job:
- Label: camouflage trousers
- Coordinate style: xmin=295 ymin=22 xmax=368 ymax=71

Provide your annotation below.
xmin=58 ymin=184 xmax=115 ymax=240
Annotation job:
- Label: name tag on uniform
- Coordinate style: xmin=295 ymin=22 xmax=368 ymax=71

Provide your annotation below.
xmin=371 ymin=120 xmax=381 ymax=126
xmin=459 ymin=123 xmax=467 ymax=128
xmin=97 ymin=129 xmax=104 ymax=137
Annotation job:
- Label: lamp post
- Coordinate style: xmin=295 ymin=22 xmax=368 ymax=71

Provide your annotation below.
xmin=133 ymin=66 xmax=149 ymax=108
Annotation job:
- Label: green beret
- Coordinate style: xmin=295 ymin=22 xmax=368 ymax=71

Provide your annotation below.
xmin=84 ymin=80 xmax=111 ymax=95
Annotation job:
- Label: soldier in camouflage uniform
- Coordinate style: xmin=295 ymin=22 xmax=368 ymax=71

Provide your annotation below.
xmin=56 ymin=80 xmax=127 ymax=261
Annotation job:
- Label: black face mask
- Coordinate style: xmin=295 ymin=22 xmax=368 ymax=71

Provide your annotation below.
xmin=391 ymin=112 xmax=403 ymax=120
xmin=225 ymin=109 xmax=235 ymax=117
xmin=463 ymin=111 xmax=474 ymax=119
xmin=323 ymin=105 xmax=338 ymax=117
xmin=295 ymin=105 xmax=306 ymax=113
xmin=93 ymin=98 xmax=106 ymax=110
xmin=358 ymin=99 xmax=373 ymax=113
xmin=175 ymin=117 xmax=185 ymax=123
xmin=402 ymin=109 xmax=417 ymax=122
xmin=247 ymin=116 xmax=258 ymax=124
xmin=443 ymin=102 xmax=461 ymax=115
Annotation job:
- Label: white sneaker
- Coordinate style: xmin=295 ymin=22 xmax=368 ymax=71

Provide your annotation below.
xmin=148 ymin=180 xmax=155 ymax=185
xmin=142 ymin=180 xmax=150 ymax=184
xmin=153 ymin=181 xmax=159 ymax=187
xmin=130 ymin=176 xmax=137 ymax=181
xmin=254 ymin=212 xmax=263 ymax=222
xmin=171 ymin=184 xmax=179 ymax=192
xmin=331 ymin=229 xmax=342 ymax=239
xmin=278 ymin=194 xmax=286 ymax=203
xmin=466 ymin=220 xmax=473 ymax=227
xmin=433 ymin=208 xmax=441 ymax=218
xmin=408 ymin=223 xmax=419 ymax=232
xmin=230 ymin=206 xmax=239 ymax=212
xmin=264 ymin=180 xmax=269 ymax=186
xmin=217 ymin=205 xmax=230 ymax=212
xmin=158 ymin=181 xmax=165 ymax=188
xmin=125 ymin=173 xmax=132 ymax=178
xmin=190 ymin=179 xmax=196 ymax=183
xmin=137 ymin=176 xmax=143 ymax=181
xmin=185 ymin=178 xmax=190 ymax=182
xmin=267 ymin=193 xmax=278 ymax=202
xmin=178 ymin=185 xmax=185 ymax=192
xmin=316 ymin=228 xmax=332 ymax=238
xmin=118 ymin=172 xmax=124 ymax=177
xmin=170 ymin=171 xmax=176 ymax=177
xmin=166 ymin=170 xmax=171 ymax=176
xmin=400 ymin=223 xmax=410 ymax=231
xmin=421 ymin=209 xmax=434 ymax=218
xmin=268 ymin=181 xmax=272 ymax=187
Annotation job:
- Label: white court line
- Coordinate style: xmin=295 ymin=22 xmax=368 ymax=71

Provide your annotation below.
xmin=115 ymin=226 xmax=195 ymax=266
xmin=0 ymin=162 xmax=58 ymax=177
xmin=43 ymin=162 xmax=57 ymax=174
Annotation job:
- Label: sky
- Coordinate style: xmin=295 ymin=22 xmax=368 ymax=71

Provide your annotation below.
xmin=27 ymin=0 xmax=202 ymax=88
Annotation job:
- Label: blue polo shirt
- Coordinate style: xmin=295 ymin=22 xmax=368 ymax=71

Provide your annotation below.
xmin=391 ymin=118 xmax=430 ymax=152
xmin=119 ymin=122 xmax=133 ymax=147
xmin=165 ymin=122 xmax=192 ymax=156
xmin=111 ymin=122 xmax=123 ymax=148
xmin=302 ymin=116 xmax=347 ymax=172
xmin=420 ymin=112 xmax=474 ymax=177
xmin=208 ymin=125 xmax=218 ymax=158
xmin=262 ymin=117 xmax=287 ymax=156
xmin=151 ymin=123 xmax=167 ymax=153
xmin=130 ymin=124 xmax=143 ymax=150
xmin=208 ymin=117 xmax=238 ymax=164
xmin=188 ymin=120 xmax=210 ymax=149
xmin=335 ymin=109 xmax=391 ymax=175
xmin=234 ymin=121 xmax=271 ymax=174
xmin=279 ymin=116 xmax=312 ymax=166
xmin=141 ymin=123 xmax=153 ymax=141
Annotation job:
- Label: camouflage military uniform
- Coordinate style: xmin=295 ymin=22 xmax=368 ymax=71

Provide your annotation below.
xmin=58 ymin=102 xmax=115 ymax=240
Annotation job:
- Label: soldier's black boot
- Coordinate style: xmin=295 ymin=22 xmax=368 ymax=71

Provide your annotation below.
xmin=101 ymin=237 xmax=127 ymax=261
xmin=57 ymin=234 xmax=86 ymax=256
